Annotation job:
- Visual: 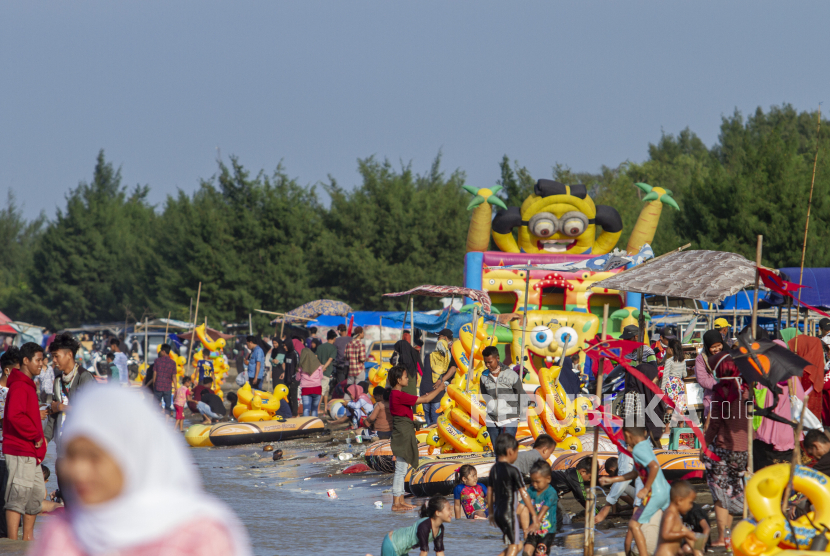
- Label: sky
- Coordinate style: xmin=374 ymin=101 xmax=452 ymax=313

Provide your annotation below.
xmin=2 ymin=1 xmax=829 ymax=220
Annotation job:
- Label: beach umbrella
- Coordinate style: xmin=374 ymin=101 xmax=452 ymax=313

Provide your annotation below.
xmin=590 ymin=249 xmax=759 ymax=302
xmin=284 ymin=300 xmax=353 ymax=321
xmin=383 ymin=285 xmax=492 ymax=314
xmin=730 ymin=328 xmax=808 ymax=390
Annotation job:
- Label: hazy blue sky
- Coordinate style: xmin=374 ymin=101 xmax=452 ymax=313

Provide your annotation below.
xmin=2 ymin=2 xmax=828 ymax=219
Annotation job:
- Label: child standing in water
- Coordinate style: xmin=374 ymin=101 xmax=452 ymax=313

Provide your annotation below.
xmin=387 ymin=365 xmax=445 ymax=512
xmin=522 ymin=460 xmax=558 ymax=556
xmin=379 ymin=495 xmax=452 ymax=556
xmin=173 ymin=376 xmax=193 ymax=431
xmin=600 ymin=426 xmax=670 ymax=556
xmin=453 ymin=464 xmax=488 ymax=519
xmin=655 ymin=481 xmax=701 ymax=556
xmin=487 ymin=433 xmax=539 ymax=556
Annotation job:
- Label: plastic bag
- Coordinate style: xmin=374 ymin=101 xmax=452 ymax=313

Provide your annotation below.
xmin=791 ymin=395 xmax=823 ymax=431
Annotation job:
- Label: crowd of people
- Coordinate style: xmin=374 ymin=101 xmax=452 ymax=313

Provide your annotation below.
xmin=6 ymin=315 xmax=830 ymax=556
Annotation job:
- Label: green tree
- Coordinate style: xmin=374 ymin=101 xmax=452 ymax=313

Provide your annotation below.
xmin=152 ymin=157 xmax=324 ymax=331
xmin=314 ymin=155 xmax=468 ymax=311
xmin=28 ymin=151 xmax=156 ymax=328
xmin=0 ymin=192 xmax=45 ymax=315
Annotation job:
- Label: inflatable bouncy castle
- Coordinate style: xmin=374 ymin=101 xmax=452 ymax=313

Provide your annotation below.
xmin=463 ymin=179 xmax=676 ymax=377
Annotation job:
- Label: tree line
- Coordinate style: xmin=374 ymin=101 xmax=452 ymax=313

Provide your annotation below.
xmin=3 ymin=104 xmax=828 ymax=330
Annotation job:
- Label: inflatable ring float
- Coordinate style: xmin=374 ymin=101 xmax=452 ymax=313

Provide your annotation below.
xmin=733 ymin=463 xmax=830 ymax=554
xmin=552 ymin=450 xmax=704 ymax=481
xmin=184 ymin=417 xmax=327 ymax=447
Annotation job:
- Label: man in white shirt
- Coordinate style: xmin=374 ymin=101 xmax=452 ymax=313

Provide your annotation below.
xmin=110 ymin=338 xmax=129 ymax=385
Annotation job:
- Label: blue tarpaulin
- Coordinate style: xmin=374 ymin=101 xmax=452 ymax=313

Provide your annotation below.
xmin=309 ymin=310 xmax=496 ymax=338
xmin=765 ymin=268 xmax=830 ymax=309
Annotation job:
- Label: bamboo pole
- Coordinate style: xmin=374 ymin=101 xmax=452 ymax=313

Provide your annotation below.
xmin=744 ymin=236 xmax=763 ymax=519
xmin=794 ymin=107 xmax=822 ymax=340
xmin=400 ymin=296 xmax=410 ymax=341
xmin=164 ymin=311 xmax=171 ymax=343
xmin=186 ymin=282 xmax=202 ymax=365
xmin=410 ymin=297 xmax=415 ymax=347
xmin=248 ymin=313 xmax=252 ymax=335
xmin=143 ymin=317 xmax=149 ymax=371
xmin=637 ymin=295 xmax=645 ymax=364
xmin=445 ymin=295 xmax=455 ymax=328
xmin=253 ymin=309 xmax=315 ymax=322
xmin=189 ymin=298 xmax=193 ymax=324
xmin=518 ymin=264 xmax=532 ymax=370
xmin=585 ymin=304 xmax=610 ymax=556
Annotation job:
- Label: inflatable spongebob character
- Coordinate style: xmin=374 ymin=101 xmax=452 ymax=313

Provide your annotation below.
xmin=510 ymin=310 xmax=599 ymax=381
xmin=492 ymin=180 xmax=623 ymax=255
xmin=464 ymin=179 xmax=677 ymax=255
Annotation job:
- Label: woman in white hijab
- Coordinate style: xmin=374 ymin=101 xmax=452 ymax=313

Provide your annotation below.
xmin=29 ymin=386 xmax=250 ymax=556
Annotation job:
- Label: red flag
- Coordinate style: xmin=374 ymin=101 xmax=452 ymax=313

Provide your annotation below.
xmin=593 ymin=345 xmax=719 ymax=461
xmin=758 ymin=267 xmax=830 ymax=318
xmin=346 ymin=314 xmax=354 ymax=336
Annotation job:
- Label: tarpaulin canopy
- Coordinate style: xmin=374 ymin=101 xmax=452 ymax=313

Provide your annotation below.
xmin=590 ymin=250 xmax=759 ymax=302
xmin=272 ymin=300 xmax=353 ymax=323
xmin=383 ymin=285 xmax=492 ymax=314
xmin=308 ymin=310 xmax=494 ymax=339
xmin=764 ymin=267 xmax=830 ymax=309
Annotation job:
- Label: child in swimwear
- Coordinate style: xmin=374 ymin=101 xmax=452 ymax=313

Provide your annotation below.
xmin=655 ymin=481 xmax=701 ymax=556
xmin=599 ymin=426 xmax=670 ymax=556
xmin=487 ymin=433 xmax=539 ymax=556
xmin=522 ymin=460 xmax=558 ymax=556
xmin=454 ymin=464 xmax=488 ymax=519
xmin=380 ymin=494 xmax=452 ymax=556
xmin=173 ymin=376 xmax=193 ymax=431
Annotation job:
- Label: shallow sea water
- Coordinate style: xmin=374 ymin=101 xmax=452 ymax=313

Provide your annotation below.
xmin=1 ymin=436 xmax=626 ymax=556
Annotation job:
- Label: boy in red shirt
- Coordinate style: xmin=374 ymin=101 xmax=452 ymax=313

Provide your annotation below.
xmin=3 ymin=342 xmax=47 ymax=540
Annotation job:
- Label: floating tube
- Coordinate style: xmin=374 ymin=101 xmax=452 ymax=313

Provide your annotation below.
xmin=184 ymin=424 xmax=213 ymax=447
xmin=437 ymin=415 xmax=486 ymax=453
xmin=185 ymin=417 xmax=327 ymax=447
xmin=552 ymin=450 xmax=704 ymax=482
xmin=408 ymin=455 xmax=494 ymax=497
xmin=734 ymin=463 xmax=830 ymax=551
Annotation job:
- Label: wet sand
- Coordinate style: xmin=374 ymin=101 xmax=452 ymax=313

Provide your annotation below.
xmin=0 ymin=424 xmax=725 ymax=555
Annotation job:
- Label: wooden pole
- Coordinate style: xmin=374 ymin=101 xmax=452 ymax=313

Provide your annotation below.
xmin=518 ymin=264 xmax=532 ymax=370
xmin=585 ymin=304 xmax=610 ymax=556
xmin=400 ymin=296 xmax=409 ymax=341
xmin=164 ymin=311 xmax=171 ymax=343
xmin=189 ymin=298 xmax=193 ymax=324
xmin=279 ymin=320 xmax=285 ymax=339
xmin=744 ymin=235 xmax=763 ymax=519
xmin=750 ymin=236 xmax=763 ymax=335
xmin=467 ymin=306 xmax=479 ymax=395
xmin=409 ymin=297 xmax=415 ymax=347
xmin=143 ymin=317 xmax=149 ymax=371
xmin=445 ymin=295 xmax=454 ymax=328
xmin=186 ymin=282 xmax=202 ymax=365
xmin=637 ymin=295 xmax=646 ymax=364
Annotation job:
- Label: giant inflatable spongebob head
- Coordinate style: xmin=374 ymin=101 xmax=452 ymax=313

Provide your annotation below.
xmin=510 ymin=310 xmax=600 ymax=381
xmin=491 ymin=180 xmax=623 ymax=255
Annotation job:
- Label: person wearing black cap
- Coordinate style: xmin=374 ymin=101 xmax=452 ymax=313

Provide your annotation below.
xmin=420 ymin=329 xmax=457 ymax=425
xmin=819 ymin=318 xmax=830 ymax=338
xmin=620 ymin=325 xmax=656 ymax=363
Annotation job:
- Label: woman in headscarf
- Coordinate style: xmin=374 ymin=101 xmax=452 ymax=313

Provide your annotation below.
xmin=30 ymin=386 xmax=250 ymax=556
xmin=392 ymin=339 xmax=421 ymax=396
xmin=702 ymin=352 xmax=750 ymax=548
xmin=298 ymin=347 xmax=324 ymax=417
xmin=345 ymin=384 xmax=374 ymax=428
xmin=782 ymin=327 xmax=826 ymax=423
xmin=694 ymin=330 xmax=727 ymax=420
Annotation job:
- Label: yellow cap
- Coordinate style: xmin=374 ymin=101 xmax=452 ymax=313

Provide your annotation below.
xmin=714 ymin=318 xmax=729 ymax=328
